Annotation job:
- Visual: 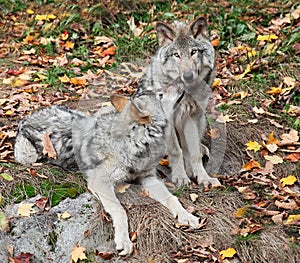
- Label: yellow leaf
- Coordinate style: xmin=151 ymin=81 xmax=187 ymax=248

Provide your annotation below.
xmin=247 ymin=48 xmax=257 ymax=58
xmin=18 ymin=203 xmax=36 ymax=217
xmin=235 ymin=61 xmax=255 ymax=80
xmin=23 ymin=35 xmax=35 ymax=44
xmin=189 ymin=193 xmax=198 ymax=202
xmin=0 ymin=211 xmax=7 ymax=232
xmin=264 ymin=155 xmax=283 ymax=164
xmin=35 ymin=14 xmax=56 ymax=21
xmin=257 ymin=34 xmax=278 ymax=42
xmin=245 ymin=141 xmax=262 ymax=152
xmin=212 ymin=78 xmax=221 ymax=87
xmin=59 ymin=74 xmax=70 ymax=83
xmin=219 ymin=247 xmax=237 ymax=259
xmin=264 ymin=43 xmax=277 ymax=55
xmin=5 ymin=110 xmax=14 ymax=116
xmin=286 ymin=214 xmax=300 ymax=225
xmin=36 ymin=73 xmax=47 ymax=80
xmin=0 ymin=173 xmax=14 ymax=181
xmin=65 ymin=41 xmax=75 ymax=50
xmin=266 ymin=87 xmax=282 ymax=95
xmin=26 ymin=9 xmax=34 ymax=15
xmin=70 ymin=77 xmax=87 ymax=86
xmin=70 ymin=245 xmax=87 ymax=263
xmin=57 ymin=211 xmax=71 ymax=219
xmin=233 ymin=207 xmax=249 ymax=218
xmin=280 ymin=175 xmax=297 ymax=187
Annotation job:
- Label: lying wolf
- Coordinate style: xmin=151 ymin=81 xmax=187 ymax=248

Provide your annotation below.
xmin=14 ymin=84 xmax=198 ymax=255
xmin=136 ymin=17 xmax=221 ymax=187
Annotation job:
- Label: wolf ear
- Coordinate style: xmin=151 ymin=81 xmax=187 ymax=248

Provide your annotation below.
xmin=190 ymin=17 xmax=209 ymax=39
xmin=110 ymin=94 xmax=129 ymax=112
xmin=156 ymin=22 xmax=175 ymax=46
xmin=130 ymin=99 xmax=151 ymax=125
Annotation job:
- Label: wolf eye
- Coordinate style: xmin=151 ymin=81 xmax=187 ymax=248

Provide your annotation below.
xmin=173 ymin=52 xmax=180 ymax=58
xmin=191 ymin=49 xmax=197 ymax=56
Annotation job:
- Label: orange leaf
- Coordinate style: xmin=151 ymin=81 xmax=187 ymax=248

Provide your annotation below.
xmin=101 ymin=46 xmax=116 ymax=57
xmin=267 ymin=131 xmax=279 ymax=145
xmin=70 ymin=77 xmax=87 ymax=86
xmin=243 ymin=159 xmax=261 ymax=171
xmin=159 ymin=158 xmax=169 ymax=166
xmin=284 ymin=153 xmax=300 ymax=162
xmin=23 ymin=35 xmax=35 ymax=44
xmin=266 ymin=87 xmax=282 ymax=95
xmin=211 ymin=38 xmax=220 ymax=47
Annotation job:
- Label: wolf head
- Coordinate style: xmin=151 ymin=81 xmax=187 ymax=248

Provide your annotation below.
xmin=110 ymin=84 xmax=184 ymax=125
xmin=155 ymin=17 xmax=215 ymax=88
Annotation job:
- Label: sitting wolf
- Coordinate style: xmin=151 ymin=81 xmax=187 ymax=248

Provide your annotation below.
xmin=136 ymin=17 xmax=221 ymax=187
xmin=14 ymin=84 xmax=198 ymax=255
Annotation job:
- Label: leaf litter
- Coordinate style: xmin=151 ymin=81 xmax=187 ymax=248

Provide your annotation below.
xmin=0 ymin=0 xmax=299 ymax=262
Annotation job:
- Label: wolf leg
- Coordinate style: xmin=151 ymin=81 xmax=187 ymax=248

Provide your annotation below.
xmin=141 ymin=176 xmax=199 ymax=228
xmin=86 ymin=168 xmax=133 ymax=256
xmin=14 ymin=134 xmax=39 ymax=164
xmin=167 ymin=128 xmax=190 ymax=186
xmin=182 ymin=117 xmax=221 ymax=188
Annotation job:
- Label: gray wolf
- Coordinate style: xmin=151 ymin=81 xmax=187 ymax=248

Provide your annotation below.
xmin=14 ymin=84 xmax=199 ymax=255
xmin=136 ymin=17 xmax=221 ymax=188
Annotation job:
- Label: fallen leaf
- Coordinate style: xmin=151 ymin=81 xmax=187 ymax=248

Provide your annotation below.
xmin=41 ymin=132 xmax=57 ymax=159
xmin=264 ymin=155 xmax=283 ymax=164
xmin=0 ymin=173 xmax=13 ymax=181
xmin=280 ymin=175 xmax=297 ymax=187
xmin=253 ymin=106 xmax=265 ymax=114
xmin=189 ymin=193 xmax=198 ymax=202
xmin=0 ymin=211 xmax=8 ymax=232
xmin=159 ymin=158 xmax=169 ymax=166
xmin=70 ymin=245 xmax=87 ymax=263
xmin=35 ymin=197 xmax=48 ymax=211
xmin=101 ymin=46 xmax=116 ymax=57
xmin=207 ymin=128 xmax=221 ymax=139
xmin=130 ymin=231 xmax=138 ymax=242
xmin=267 ymin=131 xmax=279 ymax=145
xmin=95 ymin=250 xmax=113 ymax=260
xmin=283 ymin=77 xmax=295 ymax=89
xmin=219 ymin=247 xmax=236 ymax=259
xmin=115 ymin=183 xmax=131 ymax=193
xmin=280 ymin=129 xmax=299 ymax=145
xmin=216 ymin=113 xmax=234 ymax=123
xmin=235 ymin=61 xmax=255 ymax=80
xmin=35 ymin=14 xmax=56 ymax=21
xmin=245 ymin=141 xmax=262 ymax=152
xmin=211 ymin=38 xmax=220 ymax=47
xmin=286 ymin=214 xmax=300 ymax=225
xmin=57 ymin=211 xmax=71 ymax=219
xmin=266 ymin=87 xmax=282 ymax=95
xmin=12 ymin=252 xmax=34 ymax=263
xmin=257 ymin=34 xmax=278 ymax=42
xmin=18 ymin=203 xmax=36 ymax=217
xmin=59 ymin=74 xmax=70 ymax=83
xmin=275 ymin=199 xmax=298 ymax=210
xmin=242 ymin=159 xmax=262 ymax=171
xmin=284 ymin=153 xmax=300 ymax=163
xmin=271 ymin=213 xmax=284 ymax=224
xmin=265 ymin=143 xmax=278 ymax=153
xmin=233 ymin=207 xmax=249 ymax=218
xmin=26 ymin=9 xmax=34 ymax=15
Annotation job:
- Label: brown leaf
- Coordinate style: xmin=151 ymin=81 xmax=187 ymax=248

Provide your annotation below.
xmin=95 ymin=250 xmax=113 ymax=260
xmin=41 ymin=132 xmax=57 ymax=159
xmin=274 ymin=199 xmax=298 ymax=210
xmin=35 ymin=197 xmax=48 ymax=211
xmin=12 ymin=252 xmax=34 ymax=263
xmin=284 ymin=153 xmax=300 ymax=162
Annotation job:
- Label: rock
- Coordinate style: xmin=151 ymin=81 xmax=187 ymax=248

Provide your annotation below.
xmin=0 ymin=193 xmax=121 ymax=262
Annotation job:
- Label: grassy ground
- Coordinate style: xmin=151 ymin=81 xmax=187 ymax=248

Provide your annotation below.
xmin=0 ymin=0 xmax=299 ymax=262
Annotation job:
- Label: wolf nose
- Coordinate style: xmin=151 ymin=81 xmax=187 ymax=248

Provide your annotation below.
xmin=182 ymin=71 xmax=194 ymax=83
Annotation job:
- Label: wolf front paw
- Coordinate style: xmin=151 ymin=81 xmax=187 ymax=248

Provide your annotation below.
xmin=115 ymin=236 xmax=133 ymax=256
xmin=177 ymin=211 xmax=199 ymax=228
xmin=197 ymin=176 xmax=221 ymax=188
xmin=172 ymin=173 xmax=191 ymax=187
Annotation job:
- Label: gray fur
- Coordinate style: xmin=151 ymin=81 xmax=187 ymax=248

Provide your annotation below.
xmin=14 ymin=85 xmax=199 ymax=256
xmin=136 ymin=17 xmax=221 ymax=187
